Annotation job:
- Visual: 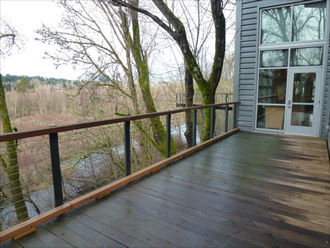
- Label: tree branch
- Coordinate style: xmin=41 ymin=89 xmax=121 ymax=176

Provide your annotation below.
xmin=208 ymin=0 xmax=226 ymax=91
xmin=108 ymin=0 xmax=175 ymax=36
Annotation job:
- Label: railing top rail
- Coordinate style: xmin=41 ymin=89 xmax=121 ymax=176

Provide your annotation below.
xmin=0 ymin=102 xmax=239 ymax=142
xmin=176 ymin=92 xmax=233 ymax=95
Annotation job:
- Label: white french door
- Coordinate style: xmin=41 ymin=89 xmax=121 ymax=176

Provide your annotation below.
xmin=284 ymin=68 xmax=322 ymax=136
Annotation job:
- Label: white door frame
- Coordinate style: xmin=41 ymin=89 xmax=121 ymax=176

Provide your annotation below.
xmin=284 ymin=67 xmax=322 ymax=137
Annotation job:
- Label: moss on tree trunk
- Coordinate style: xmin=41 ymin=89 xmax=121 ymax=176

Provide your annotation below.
xmin=0 ymin=74 xmax=29 ymax=223
xmin=184 ymin=63 xmax=194 ymax=147
xmin=201 ymin=89 xmax=216 ymax=142
xmin=113 ymin=0 xmax=226 ymax=145
xmin=122 ymin=1 xmax=175 ymax=156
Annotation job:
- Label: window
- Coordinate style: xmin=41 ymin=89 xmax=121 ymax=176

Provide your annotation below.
xmin=258 ymin=69 xmax=287 ymax=104
xmin=291 ymin=105 xmax=313 ymax=126
xmin=291 ymin=47 xmax=323 ymax=66
xmin=260 ymin=50 xmax=288 ymax=67
xmin=292 ymin=73 xmax=315 ymax=103
xmin=257 ymin=106 xmax=285 ymax=130
xmin=257 ymin=69 xmax=287 ymax=130
xmin=292 ymin=2 xmax=326 ymax=42
xmin=261 ymin=7 xmax=291 ymax=44
xmin=261 ymin=1 xmax=326 ymax=45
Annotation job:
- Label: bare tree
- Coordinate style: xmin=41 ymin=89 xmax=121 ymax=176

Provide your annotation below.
xmin=37 ymin=0 xmax=173 ymax=156
xmin=177 ymin=0 xmax=214 ymax=147
xmin=0 ymin=19 xmax=23 ymax=57
xmin=111 ymin=0 xmax=228 ymax=141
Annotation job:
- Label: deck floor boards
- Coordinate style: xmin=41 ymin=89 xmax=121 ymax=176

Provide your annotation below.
xmin=2 ymin=132 xmax=329 ymax=248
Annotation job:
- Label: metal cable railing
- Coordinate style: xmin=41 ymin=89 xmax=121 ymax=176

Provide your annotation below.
xmin=0 ymin=102 xmax=239 ymax=235
xmin=175 ymin=92 xmax=233 ymax=106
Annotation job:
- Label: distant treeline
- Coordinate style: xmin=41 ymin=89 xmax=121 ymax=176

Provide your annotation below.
xmin=2 ymin=74 xmax=80 ymax=85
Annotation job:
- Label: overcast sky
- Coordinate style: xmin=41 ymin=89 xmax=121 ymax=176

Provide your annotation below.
xmin=0 ymin=0 xmax=236 ymax=81
xmin=0 ymin=0 xmax=84 ymax=80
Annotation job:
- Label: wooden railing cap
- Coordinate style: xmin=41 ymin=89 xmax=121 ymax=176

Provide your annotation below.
xmin=0 ymin=102 xmax=239 ymax=142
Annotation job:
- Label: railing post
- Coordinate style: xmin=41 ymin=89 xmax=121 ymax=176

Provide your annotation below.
xmin=166 ymin=114 xmax=171 ymax=158
xmin=233 ymin=104 xmax=237 ymax=129
xmin=49 ymin=133 xmax=64 ymax=207
xmin=124 ymin=121 xmax=131 ymax=176
xmin=225 ymin=94 xmax=229 ymax=132
xmin=192 ymin=109 xmax=197 ymax=146
xmin=210 ymin=107 xmax=215 ymax=139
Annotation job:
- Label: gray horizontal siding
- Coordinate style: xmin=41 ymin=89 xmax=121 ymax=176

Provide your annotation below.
xmin=242 ymin=6 xmax=258 ymax=14
xmin=243 ymin=2 xmax=258 ymax=8
xmin=235 ymin=0 xmax=258 ymax=131
xmin=322 ymin=35 xmax=330 ymax=138
xmin=241 ymin=30 xmax=257 ymax=37
xmin=240 ymin=57 xmax=256 ymax=64
xmin=241 ymin=19 xmax=257 ymax=26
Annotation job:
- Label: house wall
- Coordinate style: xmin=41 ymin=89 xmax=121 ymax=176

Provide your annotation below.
xmin=327 ymin=130 xmax=330 ymax=158
xmin=234 ymin=0 xmax=330 ymax=138
xmin=326 ymin=36 xmax=330 ymax=139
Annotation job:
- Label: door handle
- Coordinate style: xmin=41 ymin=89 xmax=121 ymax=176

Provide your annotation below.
xmin=288 ymin=100 xmax=291 ymax=109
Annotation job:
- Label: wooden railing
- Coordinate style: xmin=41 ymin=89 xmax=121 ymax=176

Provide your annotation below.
xmin=0 ymin=102 xmax=239 ymax=242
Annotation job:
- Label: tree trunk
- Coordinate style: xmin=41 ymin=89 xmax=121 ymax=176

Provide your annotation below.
xmin=111 ymin=0 xmax=226 ymax=143
xmin=0 ymin=74 xmax=29 ymax=223
xmin=120 ymin=7 xmax=140 ymax=114
xmin=184 ymin=63 xmax=194 ymax=147
xmin=201 ymin=86 xmax=216 ymax=141
xmin=123 ymin=1 xmax=175 ymax=156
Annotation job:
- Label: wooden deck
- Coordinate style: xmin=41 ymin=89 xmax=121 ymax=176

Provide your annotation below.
xmin=1 ymin=132 xmax=329 ymax=248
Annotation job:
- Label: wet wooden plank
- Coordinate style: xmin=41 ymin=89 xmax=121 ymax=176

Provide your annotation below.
xmin=14 ymin=231 xmax=49 ymax=248
xmin=122 ymin=187 xmax=326 ymax=248
xmin=83 ymin=194 xmax=222 ymax=248
xmin=159 ymin=160 xmax=330 ymax=209
xmin=115 ymin=189 xmax=309 ymax=248
xmin=12 ymin=132 xmax=330 ymax=248
xmin=133 ymin=175 xmax=329 ymax=237
xmin=47 ymin=217 xmax=125 ymax=248
xmin=154 ymin=167 xmax=330 ymax=218
xmin=0 ymin=240 xmax=22 ymax=248
xmin=43 ymin=223 xmax=98 ymax=248
xmin=74 ymin=198 xmax=175 ymax=248
xmin=23 ymin=228 xmax=73 ymax=248
xmin=70 ymin=211 xmax=148 ymax=248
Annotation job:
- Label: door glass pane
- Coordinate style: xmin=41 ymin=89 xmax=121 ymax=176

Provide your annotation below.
xmin=261 ymin=7 xmax=291 ymax=44
xmin=258 ymin=69 xmax=287 ymax=104
xmin=257 ymin=105 xmax=284 ymax=130
xmin=260 ymin=50 xmax=288 ymax=67
xmin=292 ymin=73 xmax=315 ymax=103
xmin=291 ymin=47 xmax=323 ymax=66
xmin=293 ymin=2 xmax=326 ymax=42
xmin=291 ymin=105 xmax=313 ymax=127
